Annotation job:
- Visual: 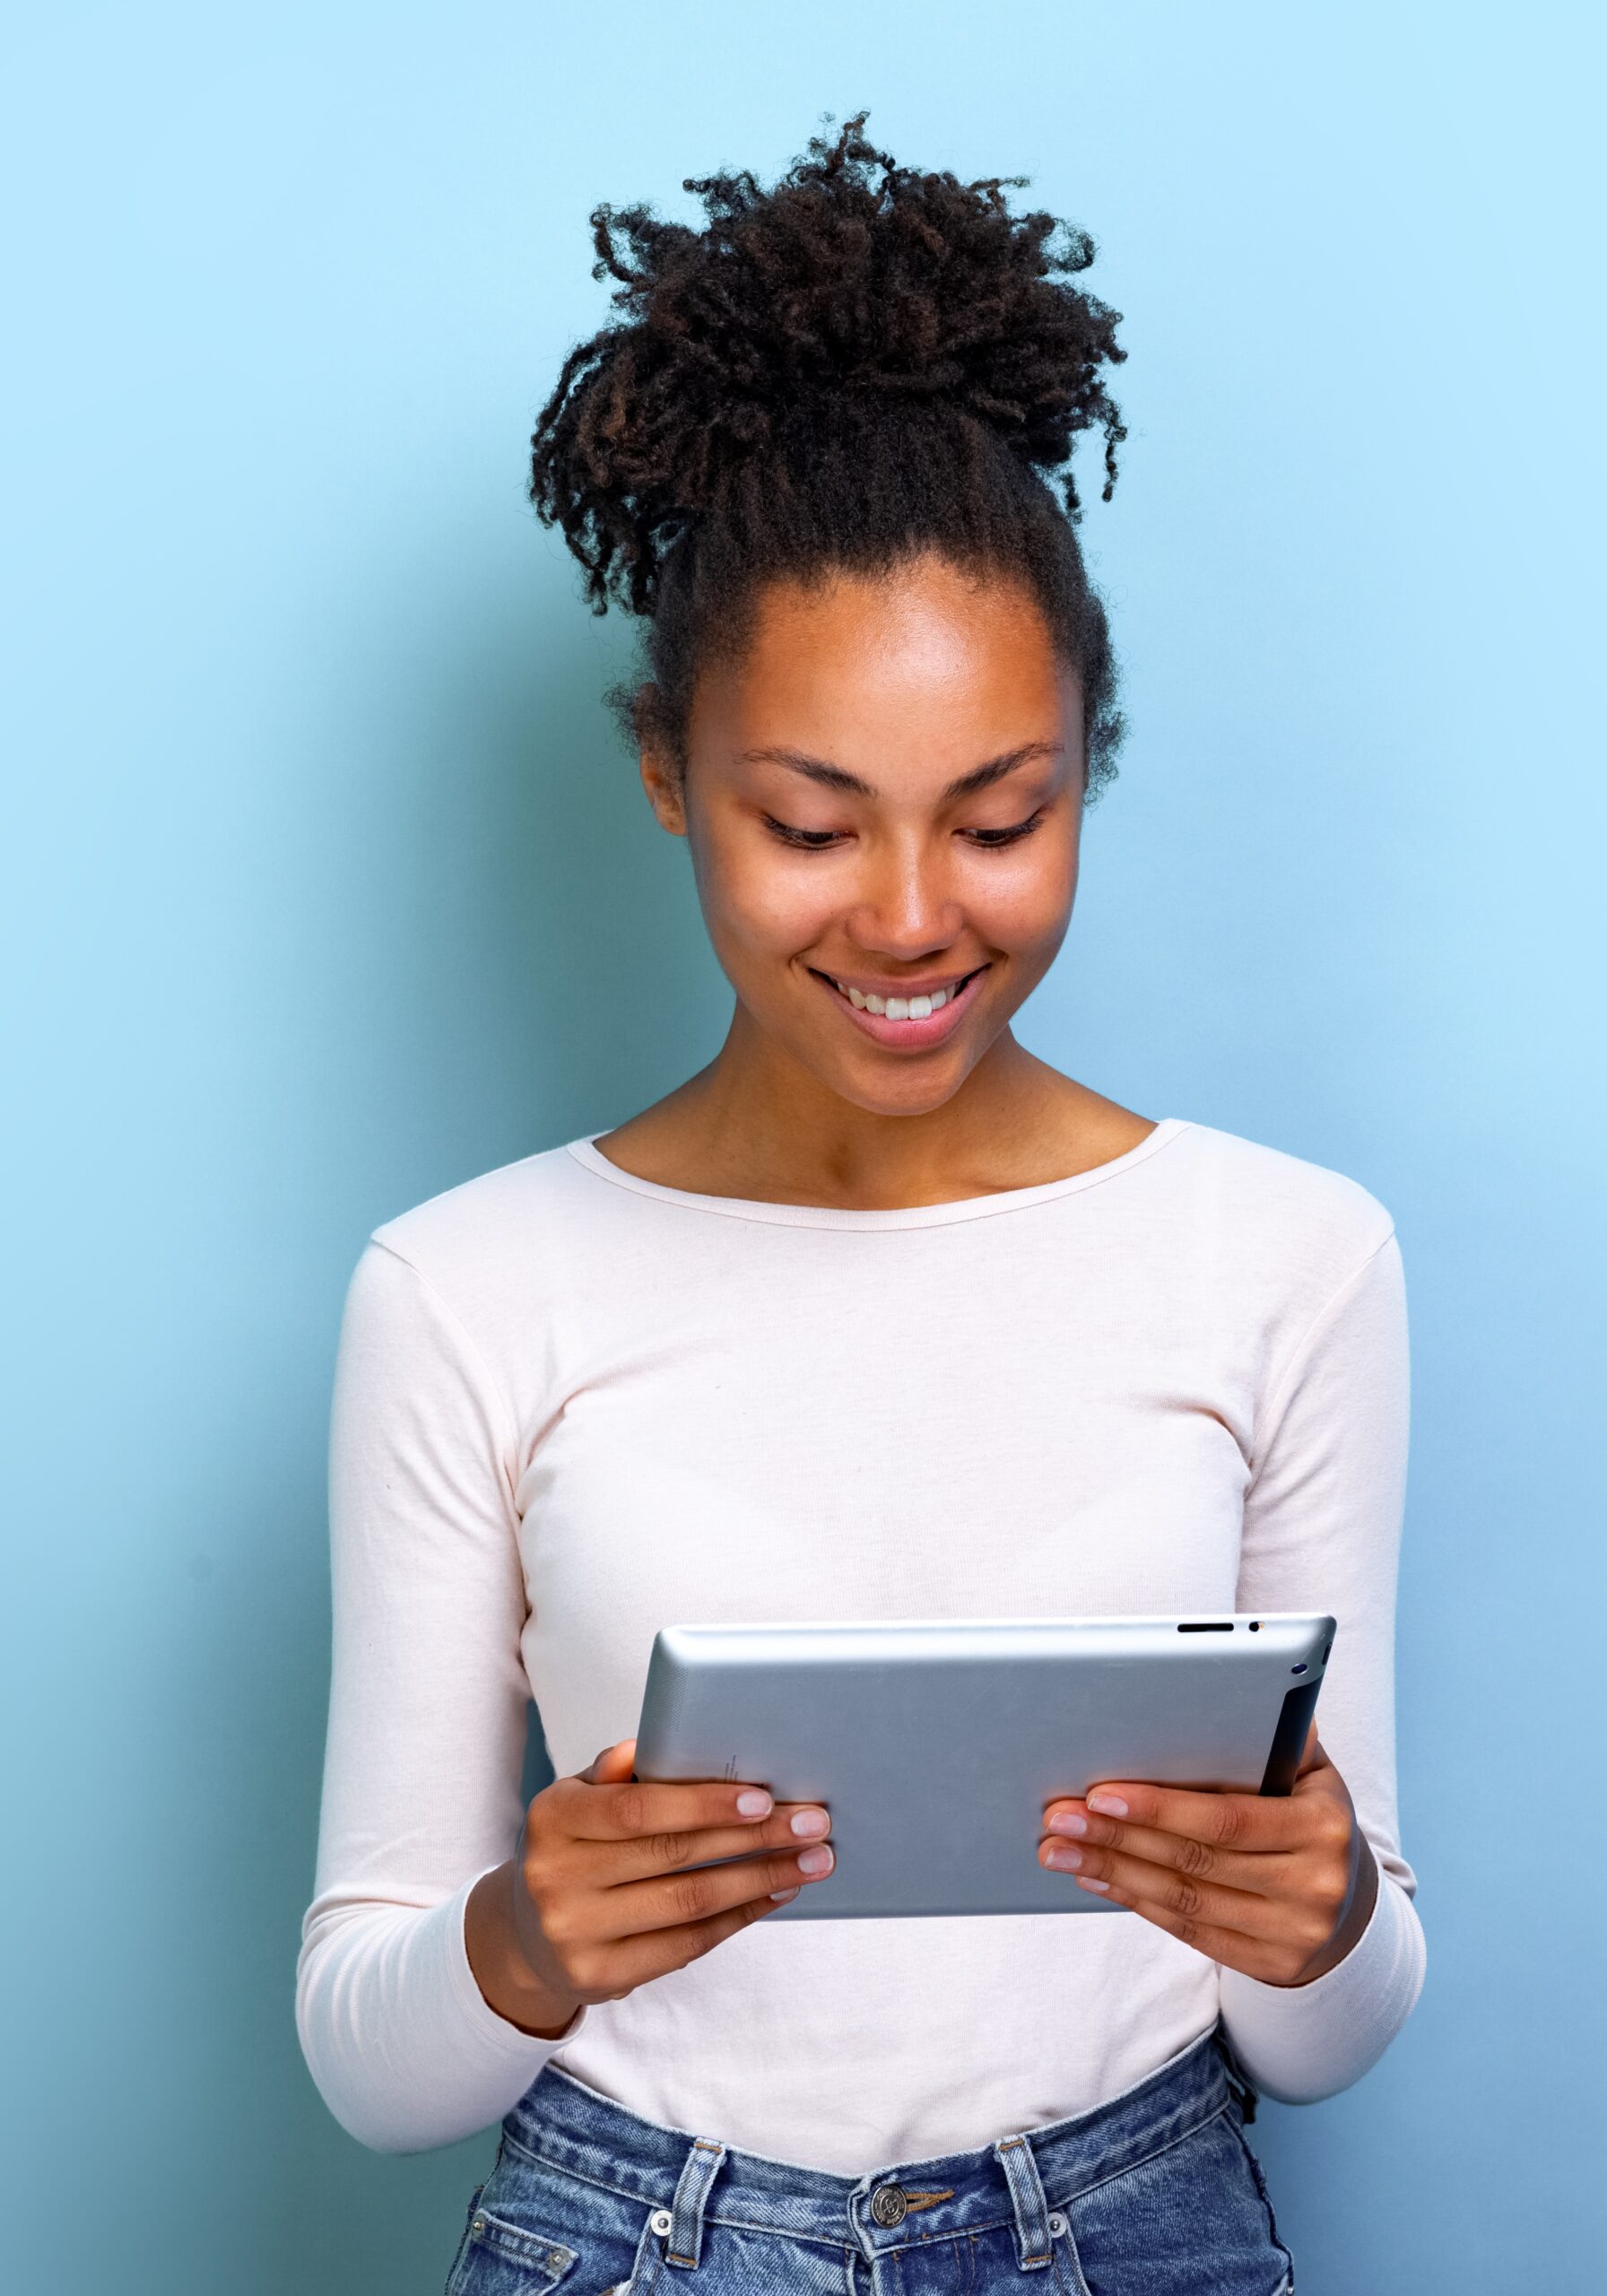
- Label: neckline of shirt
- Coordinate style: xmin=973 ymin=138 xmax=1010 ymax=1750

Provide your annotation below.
xmin=563 ymin=1116 xmax=1191 ymax=1231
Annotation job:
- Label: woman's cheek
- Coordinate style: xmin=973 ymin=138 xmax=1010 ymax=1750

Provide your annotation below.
xmin=699 ymin=842 xmax=836 ymax=970
xmin=965 ymin=846 xmax=1078 ymax=961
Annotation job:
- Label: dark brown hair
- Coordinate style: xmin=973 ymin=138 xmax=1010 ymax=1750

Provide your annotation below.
xmin=530 ymin=114 xmax=1128 ymax=797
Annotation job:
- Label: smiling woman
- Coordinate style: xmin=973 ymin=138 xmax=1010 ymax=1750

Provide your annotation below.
xmin=297 ymin=115 xmax=1422 ymax=2296
xmin=621 ymin=554 xmax=1108 ymax=1164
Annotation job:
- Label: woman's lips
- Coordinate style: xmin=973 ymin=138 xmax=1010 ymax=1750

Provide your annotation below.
xmin=810 ymin=964 xmax=988 ymax=1050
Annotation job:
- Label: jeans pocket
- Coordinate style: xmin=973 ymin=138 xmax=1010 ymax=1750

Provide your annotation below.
xmin=1063 ymin=2105 xmax=1295 ymax=2294
xmin=444 ymin=2186 xmax=485 ymax=2292
xmin=444 ymin=2195 xmax=579 ymax=2294
xmin=1229 ymin=2121 xmax=1297 ymax=2292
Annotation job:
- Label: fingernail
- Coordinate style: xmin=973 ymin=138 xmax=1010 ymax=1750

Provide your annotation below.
xmin=1044 ymin=1846 xmax=1084 ymax=1873
xmin=797 ymin=1845 xmax=835 ymax=1877
xmin=1047 ymin=1811 xmax=1088 ymax=1837
xmin=769 ymin=1886 xmax=800 ymax=1902
xmin=1086 ymin=1794 xmax=1129 ymax=1818
xmin=790 ymin=1808 xmax=830 ymax=1838
xmin=1077 ymin=1875 xmax=1112 ymax=1894
xmin=736 ymin=1790 xmax=772 ymax=1818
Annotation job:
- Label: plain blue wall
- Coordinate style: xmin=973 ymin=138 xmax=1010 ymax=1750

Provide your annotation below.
xmin=5 ymin=4 xmax=1603 ymax=2287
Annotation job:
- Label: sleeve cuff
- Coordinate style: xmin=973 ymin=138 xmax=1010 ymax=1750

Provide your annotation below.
xmin=448 ymin=1869 xmax=589 ymax=2056
xmin=296 ymin=1875 xmax=590 ymax=2152
xmin=1218 ymin=1867 xmax=1426 ymax=2105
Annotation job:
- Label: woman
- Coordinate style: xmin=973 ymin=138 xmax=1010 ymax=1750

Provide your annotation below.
xmin=299 ymin=119 xmax=1424 ymax=2294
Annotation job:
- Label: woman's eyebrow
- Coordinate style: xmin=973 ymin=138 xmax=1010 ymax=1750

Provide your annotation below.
xmin=943 ymin=743 xmax=1064 ymax=799
xmin=741 ymin=743 xmax=1064 ymax=800
xmin=742 ymin=748 xmax=873 ymax=795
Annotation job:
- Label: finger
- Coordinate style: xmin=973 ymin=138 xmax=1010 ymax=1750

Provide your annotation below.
xmin=1093 ymin=1886 xmax=1315 ymax=1985
xmin=1047 ymin=1840 xmax=1312 ymax=1945
xmin=1296 ymin=1724 xmax=1329 ymax=1779
xmin=1048 ymin=1780 xmax=1312 ymax=1854
xmin=597 ymin=1804 xmax=833 ymax=1884
xmin=595 ymin=1838 xmax=836 ymax=1941
xmin=578 ymin=1739 xmax=638 ymax=1787
xmin=595 ymin=1888 xmax=797 ymax=1994
xmin=1039 ymin=1812 xmax=1301 ymax=1902
xmin=564 ymin=1770 xmax=794 ymax=1843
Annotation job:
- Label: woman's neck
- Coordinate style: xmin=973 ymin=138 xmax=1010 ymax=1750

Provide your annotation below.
xmin=595 ymin=1016 xmax=1156 ymax=1211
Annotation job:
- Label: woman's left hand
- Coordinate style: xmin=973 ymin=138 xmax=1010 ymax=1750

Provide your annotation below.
xmin=1038 ymin=1730 xmax=1377 ymax=1987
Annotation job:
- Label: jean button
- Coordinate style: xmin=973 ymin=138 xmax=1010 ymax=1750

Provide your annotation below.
xmin=870 ymin=2183 xmax=908 ymax=2227
xmin=649 ymin=2208 xmax=674 ymax=2237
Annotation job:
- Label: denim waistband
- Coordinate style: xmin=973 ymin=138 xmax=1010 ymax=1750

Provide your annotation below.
xmin=503 ymin=2027 xmax=1238 ymax=2266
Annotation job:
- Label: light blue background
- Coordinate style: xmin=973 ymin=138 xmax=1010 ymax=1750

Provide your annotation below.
xmin=4 ymin=4 xmax=1603 ymax=2288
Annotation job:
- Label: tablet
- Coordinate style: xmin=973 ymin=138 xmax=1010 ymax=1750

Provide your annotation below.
xmin=633 ymin=1613 xmax=1334 ymax=1919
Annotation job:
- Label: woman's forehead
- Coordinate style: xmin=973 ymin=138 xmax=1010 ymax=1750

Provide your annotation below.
xmin=697 ymin=559 xmax=1075 ymax=770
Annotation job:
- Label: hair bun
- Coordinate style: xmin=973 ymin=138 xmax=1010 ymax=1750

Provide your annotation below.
xmin=532 ymin=114 xmax=1125 ymax=614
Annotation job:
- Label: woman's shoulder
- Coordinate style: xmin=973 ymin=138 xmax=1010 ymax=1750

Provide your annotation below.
xmin=1160 ymin=1118 xmax=1398 ymax=1287
xmin=357 ymin=1138 xmax=609 ymax=1318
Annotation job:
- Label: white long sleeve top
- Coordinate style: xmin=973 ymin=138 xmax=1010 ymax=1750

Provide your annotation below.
xmin=297 ymin=1117 xmax=1425 ymax=2167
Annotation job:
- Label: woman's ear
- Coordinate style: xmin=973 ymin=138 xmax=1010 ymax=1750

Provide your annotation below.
xmin=638 ymin=743 xmax=688 ymax=837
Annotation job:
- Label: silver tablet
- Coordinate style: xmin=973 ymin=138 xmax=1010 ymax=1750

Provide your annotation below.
xmin=633 ymin=1613 xmax=1334 ymax=1919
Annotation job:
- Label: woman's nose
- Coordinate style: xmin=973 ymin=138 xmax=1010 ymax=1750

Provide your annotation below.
xmin=845 ymin=846 xmax=961 ymax=959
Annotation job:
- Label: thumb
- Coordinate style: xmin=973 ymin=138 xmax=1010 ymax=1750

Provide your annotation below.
xmin=579 ymin=1736 xmax=638 ymax=1787
xmin=1296 ymin=1724 xmax=1329 ymax=1779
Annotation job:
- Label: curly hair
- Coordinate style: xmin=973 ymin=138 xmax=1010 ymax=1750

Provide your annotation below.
xmin=530 ymin=114 xmax=1129 ymax=797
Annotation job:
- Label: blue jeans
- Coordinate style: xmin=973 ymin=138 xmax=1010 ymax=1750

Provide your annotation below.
xmin=444 ymin=2028 xmax=1295 ymax=2294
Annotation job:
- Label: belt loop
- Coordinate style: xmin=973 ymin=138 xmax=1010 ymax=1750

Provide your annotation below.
xmin=665 ymin=2136 xmax=726 ymax=2269
xmin=992 ymin=2133 xmax=1053 ymax=2271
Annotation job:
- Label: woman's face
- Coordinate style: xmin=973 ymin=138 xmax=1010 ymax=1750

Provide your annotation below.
xmin=643 ymin=553 xmax=1084 ymax=1119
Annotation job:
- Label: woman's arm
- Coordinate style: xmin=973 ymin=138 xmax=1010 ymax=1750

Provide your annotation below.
xmin=295 ymin=1240 xmax=578 ymax=2152
xmin=1219 ymin=1225 xmax=1425 ymax=2097
xmin=1038 ymin=1226 xmax=1425 ymax=2098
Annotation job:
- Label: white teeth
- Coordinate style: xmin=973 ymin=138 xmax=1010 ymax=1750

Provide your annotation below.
xmin=830 ymin=973 xmax=969 ymax=1019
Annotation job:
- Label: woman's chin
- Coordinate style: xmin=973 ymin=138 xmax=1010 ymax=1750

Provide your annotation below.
xmin=806 ymin=1041 xmax=980 ymax=1122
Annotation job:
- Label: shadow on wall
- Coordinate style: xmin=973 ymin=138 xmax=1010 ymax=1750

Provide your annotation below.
xmin=254 ymin=543 xmax=727 ymax=2292
xmin=418 ymin=563 xmax=732 ymax=1152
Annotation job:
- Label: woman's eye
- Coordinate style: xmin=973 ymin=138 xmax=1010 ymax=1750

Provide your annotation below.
xmin=762 ymin=816 xmax=844 ymax=849
xmin=761 ymin=811 xmax=1047 ymax=850
xmin=964 ymin=812 xmax=1047 ymax=848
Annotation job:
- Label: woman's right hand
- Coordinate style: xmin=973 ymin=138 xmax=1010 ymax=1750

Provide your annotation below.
xmin=465 ymin=1737 xmax=834 ymax=2038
